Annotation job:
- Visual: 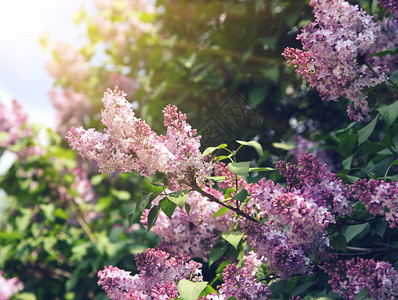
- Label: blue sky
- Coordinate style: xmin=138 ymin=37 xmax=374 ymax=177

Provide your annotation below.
xmin=0 ymin=0 xmax=95 ymax=126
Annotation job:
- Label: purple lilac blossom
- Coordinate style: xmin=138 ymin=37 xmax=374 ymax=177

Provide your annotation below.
xmin=97 ymin=248 xmax=202 ymax=299
xmin=242 ymin=153 xmax=350 ymax=279
xmin=283 ymin=0 xmax=392 ymax=121
xmin=327 ymin=258 xmax=398 ymax=299
xmin=0 ymin=271 xmax=23 ymax=300
xmin=67 ymin=88 xmax=211 ymax=187
xmin=290 ymin=135 xmax=337 ymax=170
xmin=350 ymin=179 xmax=398 ymax=228
xmin=140 ymin=187 xmax=233 ymax=261
xmin=218 ymin=264 xmax=270 ymax=299
xmin=379 ymin=0 xmax=398 ymax=21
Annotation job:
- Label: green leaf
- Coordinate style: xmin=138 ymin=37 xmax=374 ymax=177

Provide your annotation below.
xmin=221 ymin=232 xmax=243 ymax=250
xmin=378 ymin=101 xmax=398 ymax=129
xmin=185 ymin=203 xmax=191 ymax=215
xmin=248 ymin=167 xmax=275 ymax=172
xmin=236 ymin=140 xmax=264 ymax=157
xmin=370 ymin=47 xmax=398 ymax=57
xmin=292 ymin=282 xmax=315 ymax=297
xmin=354 ymin=288 xmax=369 ymax=300
xmin=199 ymin=285 xmax=217 ymax=298
xmin=361 ymin=141 xmax=386 ymax=154
xmin=232 ymin=189 xmax=248 ymax=202
xmin=213 ymin=206 xmax=229 ymax=218
xmin=344 ymin=223 xmax=367 ymax=243
xmin=15 ymin=292 xmax=37 ymax=300
xmin=358 ymin=114 xmax=379 ymax=146
xmin=54 ymin=208 xmax=68 ymax=220
xmin=338 ymin=132 xmax=357 ymax=157
xmin=331 ymin=234 xmax=347 ymax=252
xmin=227 ymin=161 xmax=251 ymax=176
xmin=216 ymin=260 xmax=231 ymax=273
xmin=204 ymin=176 xmax=226 ymax=182
xmin=272 ymin=142 xmax=296 ymax=151
xmin=90 ymin=174 xmax=104 ymax=186
xmin=261 ymin=65 xmax=280 ymax=83
xmin=136 ymin=193 xmax=152 ymax=213
xmin=166 ymin=189 xmax=189 ymax=209
xmin=144 ymin=180 xmax=166 ymax=194
xmin=268 ymin=280 xmax=286 ymax=297
xmin=202 ymin=143 xmax=228 ymax=157
xmin=213 ymin=206 xmax=230 ymax=218
xmin=159 ymin=198 xmax=177 ymax=220
xmin=209 ymin=244 xmax=228 ymax=266
xmin=111 ymin=189 xmax=130 ymax=201
xmin=147 ymin=206 xmax=161 ymax=232
xmin=390 ymin=69 xmax=398 ymax=85
xmin=248 ymin=86 xmax=268 ymax=107
xmin=40 ymin=204 xmax=55 ymax=222
xmin=177 ymin=279 xmax=208 ymax=300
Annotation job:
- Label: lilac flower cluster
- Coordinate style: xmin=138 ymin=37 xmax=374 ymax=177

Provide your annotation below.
xmin=218 ymin=264 xmax=270 ymax=299
xmin=46 ymin=42 xmax=90 ymax=88
xmin=0 ymin=270 xmax=23 ymax=300
xmin=0 ymin=99 xmax=32 ymax=148
xmin=327 ymin=258 xmax=398 ymax=299
xmin=93 ymin=0 xmax=154 ymax=56
xmin=141 ymin=187 xmax=233 ymax=260
xmin=67 ymin=88 xmax=211 ymax=185
xmin=49 ymin=90 xmax=92 ymax=137
xmin=71 ymin=167 xmax=97 ymax=205
xmin=290 ymin=135 xmax=336 ymax=170
xmin=0 ymin=99 xmax=44 ymax=159
xmin=97 ymin=248 xmax=202 ymax=299
xmin=379 ymin=0 xmax=398 ymax=20
xmin=350 ymin=179 xmax=398 ymax=228
xmin=283 ymin=0 xmax=395 ymax=121
xmin=243 ymin=153 xmax=350 ymax=279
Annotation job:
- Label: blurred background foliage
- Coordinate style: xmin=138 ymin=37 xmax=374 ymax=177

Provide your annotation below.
xmin=0 ymin=0 xmax=396 ymax=299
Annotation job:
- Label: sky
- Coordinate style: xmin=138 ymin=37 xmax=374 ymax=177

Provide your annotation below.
xmin=0 ymin=0 xmax=95 ymax=126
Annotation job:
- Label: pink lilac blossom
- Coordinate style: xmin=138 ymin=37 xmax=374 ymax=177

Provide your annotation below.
xmin=141 ymin=187 xmax=233 ymax=261
xmin=0 ymin=99 xmax=44 ymax=159
xmin=71 ymin=167 xmax=97 ymax=205
xmin=46 ymin=42 xmax=90 ymax=87
xmin=67 ymin=88 xmax=211 ymax=186
xmin=283 ymin=0 xmax=390 ymax=122
xmin=242 ymin=153 xmax=350 ymax=279
xmin=49 ymin=90 xmax=92 ymax=137
xmin=108 ymin=73 xmax=140 ymax=100
xmin=350 ymin=179 xmax=398 ymax=228
xmin=0 ymin=271 xmax=23 ymax=300
xmin=218 ymin=264 xmax=270 ymax=299
xmin=327 ymin=258 xmax=398 ymax=299
xmin=0 ymin=100 xmax=32 ymax=147
xmin=93 ymin=0 xmax=154 ymax=56
xmin=98 ymin=248 xmax=202 ymax=300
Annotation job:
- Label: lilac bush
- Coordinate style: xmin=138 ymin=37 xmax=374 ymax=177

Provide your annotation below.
xmin=60 ymin=0 xmax=398 ymax=299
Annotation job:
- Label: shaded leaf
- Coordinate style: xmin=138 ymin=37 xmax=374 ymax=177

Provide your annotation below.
xmin=358 ymin=114 xmax=379 ymax=146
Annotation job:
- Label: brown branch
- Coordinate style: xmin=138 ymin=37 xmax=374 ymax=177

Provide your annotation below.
xmin=188 ymin=183 xmax=260 ymax=223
